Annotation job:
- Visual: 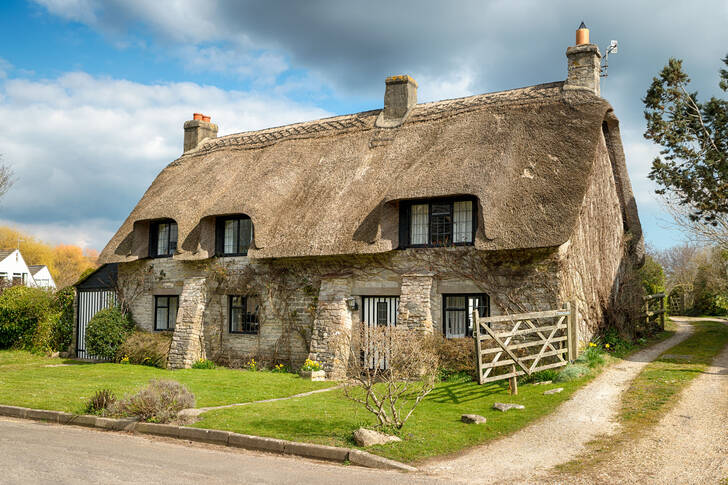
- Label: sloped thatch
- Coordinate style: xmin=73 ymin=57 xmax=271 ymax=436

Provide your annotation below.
xmin=100 ymin=81 xmax=640 ymax=262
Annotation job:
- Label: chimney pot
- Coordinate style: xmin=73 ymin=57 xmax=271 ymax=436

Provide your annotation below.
xmin=183 ymin=114 xmax=218 ymax=153
xmin=564 ymin=23 xmax=601 ymax=96
xmin=376 ymin=75 xmax=417 ymax=128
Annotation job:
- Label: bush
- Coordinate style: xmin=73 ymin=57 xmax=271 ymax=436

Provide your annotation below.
xmin=51 ymin=286 xmax=75 ymax=352
xmin=576 ymin=345 xmax=605 ymax=368
xmin=85 ymin=389 xmax=116 ymax=415
xmin=191 ymin=359 xmax=216 ymax=369
xmin=0 ymin=286 xmax=54 ymax=349
xmin=30 ymin=311 xmax=62 ymax=354
xmin=112 ymin=379 xmax=195 ymax=423
xmin=86 ymin=307 xmax=133 ymax=360
xmin=436 ymin=337 xmax=475 ymax=380
xmin=519 ymin=369 xmax=560 ymax=385
xmin=118 ymin=330 xmax=171 ymax=368
xmin=555 ymin=363 xmax=590 ymax=382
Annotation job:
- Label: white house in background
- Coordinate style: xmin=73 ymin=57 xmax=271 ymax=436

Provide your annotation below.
xmin=0 ymin=249 xmax=32 ymax=286
xmin=28 ymin=265 xmax=56 ymax=289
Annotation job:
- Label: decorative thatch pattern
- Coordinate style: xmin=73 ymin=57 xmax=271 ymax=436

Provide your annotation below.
xmin=100 ymin=81 xmax=640 ymax=262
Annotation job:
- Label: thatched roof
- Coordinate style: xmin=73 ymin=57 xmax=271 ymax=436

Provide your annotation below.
xmin=99 ymin=81 xmax=642 ymax=262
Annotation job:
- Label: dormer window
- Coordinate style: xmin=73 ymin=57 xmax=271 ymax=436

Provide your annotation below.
xmin=216 ymin=215 xmax=253 ymax=256
xmin=150 ymin=220 xmax=177 ymax=258
xmin=400 ymin=197 xmax=476 ymax=248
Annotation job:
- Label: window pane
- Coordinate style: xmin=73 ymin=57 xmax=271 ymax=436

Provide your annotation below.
xmin=453 ymin=200 xmax=473 ymax=243
xmin=168 ymin=297 xmax=178 ymax=330
xmin=156 ymin=307 xmax=168 ymax=330
xmin=157 ymin=223 xmax=169 ymax=255
xmin=224 ymin=220 xmax=236 ymax=254
xmin=430 ymin=203 xmax=452 ymax=246
xmin=376 ymin=302 xmax=388 ymax=326
xmin=169 ymin=223 xmax=178 ymax=254
xmin=410 ymin=204 xmax=428 ymax=245
xmin=231 ymin=307 xmax=242 ymax=332
xmin=238 ymin=218 xmax=252 ymax=254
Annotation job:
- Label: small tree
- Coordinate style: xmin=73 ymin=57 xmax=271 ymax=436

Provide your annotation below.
xmin=342 ymin=323 xmax=438 ymax=429
xmin=0 ymin=156 xmax=13 ymax=202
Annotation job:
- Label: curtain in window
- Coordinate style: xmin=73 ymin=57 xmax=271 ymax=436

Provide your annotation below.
xmin=410 ymin=204 xmax=428 ymax=245
xmin=156 ymin=297 xmax=168 ymax=330
xmin=168 ymin=296 xmax=178 ymax=330
xmin=453 ymin=200 xmax=473 ymax=243
xmin=445 ymin=296 xmax=467 ymax=338
xmin=224 ymin=220 xmax=235 ymax=254
xmin=157 ymin=223 xmax=169 ymax=255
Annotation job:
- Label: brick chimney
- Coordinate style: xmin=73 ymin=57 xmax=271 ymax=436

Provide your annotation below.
xmin=375 ymin=75 xmax=417 ymax=128
xmin=183 ymin=113 xmax=218 ymax=153
xmin=564 ymin=22 xmax=601 ymax=96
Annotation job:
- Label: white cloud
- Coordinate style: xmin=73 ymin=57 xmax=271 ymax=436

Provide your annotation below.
xmin=415 ymin=68 xmax=476 ymax=103
xmin=0 ymin=71 xmax=331 ymax=250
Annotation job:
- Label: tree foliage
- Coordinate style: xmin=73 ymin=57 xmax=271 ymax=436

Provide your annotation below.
xmin=644 ymin=55 xmax=728 ymax=223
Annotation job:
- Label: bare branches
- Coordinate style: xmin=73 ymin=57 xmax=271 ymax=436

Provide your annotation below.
xmin=341 ymin=323 xmax=438 ymax=429
xmin=0 ymin=157 xmax=13 ymax=201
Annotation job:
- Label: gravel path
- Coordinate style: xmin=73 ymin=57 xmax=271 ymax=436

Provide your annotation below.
xmin=421 ymin=321 xmax=694 ymax=484
xmin=539 ymin=317 xmax=728 ymax=484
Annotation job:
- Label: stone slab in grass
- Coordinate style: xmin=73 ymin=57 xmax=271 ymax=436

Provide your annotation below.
xmin=353 ymin=428 xmax=402 ymax=447
xmin=493 ymin=402 xmax=525 ymax=412
xmin=532 ymin=380 xmax=553 ymax=386
xmin=543 ymin=388 xmax=564 ymax=395
xmin=461 ymin=414 xmax=487 ymax=424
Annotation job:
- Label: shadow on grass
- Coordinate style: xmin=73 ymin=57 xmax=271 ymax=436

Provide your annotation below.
xmin=427 ymin=379 xmax=504 ymax=405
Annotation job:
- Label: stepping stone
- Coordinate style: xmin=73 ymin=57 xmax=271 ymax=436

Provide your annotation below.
xmin=493 ymin=403 xmax=525 ymax=412
xmin=353 ymin=428 xmax=401 ymax=447
xmin=662 ymin=354 xmax=692 ymax=361
xmin=543 ymin=387 xmax=564 ymax=395
xmin=532 ymin=380 xmax=553 ymax=386
xmin=461 ymin=414 xmax=487 ymax=424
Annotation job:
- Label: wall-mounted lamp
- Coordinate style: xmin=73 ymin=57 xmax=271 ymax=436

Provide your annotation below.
xmin=345 ymin=297 xmax=359 ymax=311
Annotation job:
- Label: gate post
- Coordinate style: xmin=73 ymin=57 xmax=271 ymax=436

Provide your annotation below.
xmin=473 ymin=311 xmax=483 ymax=385
xmin=566 ymin=302 xmax=577 ymax=362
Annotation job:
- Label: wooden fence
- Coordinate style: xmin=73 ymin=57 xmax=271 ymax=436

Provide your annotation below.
xmin=642 ymin=292 xmax=666 ymax=333
xmin=473 ymin=303 xmax=576 ymax=388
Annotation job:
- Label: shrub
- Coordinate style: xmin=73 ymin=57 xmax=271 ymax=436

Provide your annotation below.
xmin=85 ymin=389 xmax=116 ymax=415
xmin=0 ymin=286 xmax=54 ymax=349
xmin=30 ymin=311 xmax=62 ymax=354
xmin=555 ymin=363 xmax=590 ymax=382
xmin=436 ymin=337 xmax=475 ymax=380
xmin=519 ymin=369 xmax=560 ymax=385
xmin=112 ymin=379 xmax=195 ymax=423
xmin=86 ymin=307 xmax=133 ymax=360
xmin=51 ymin=286 xmax=75 ymax=352
xmin=191 ymin=359 xmax=217 ymax=369
xmin=118 ymin=330 xmax=171 ymax=368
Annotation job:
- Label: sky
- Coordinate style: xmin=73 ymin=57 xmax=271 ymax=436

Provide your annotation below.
xmin=0 ymin=0 xmax=727 ymax=252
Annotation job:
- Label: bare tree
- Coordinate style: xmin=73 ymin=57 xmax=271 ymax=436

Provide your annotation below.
xmin=661 ymin=196 xmax=728 ymax=250
xmin=0 ymin=156 xmax=13 ymax=201
xmin=341 ymin=323 xmax=439 ymax=429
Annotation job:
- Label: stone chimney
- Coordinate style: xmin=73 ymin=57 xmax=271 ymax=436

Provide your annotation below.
xmin=564 ymin=22 xmax=601 ymax=96
xmin=375 ymin=75 xmax=417 ymax=128
xmin=183 ymin=113 xmax=218 ymax=153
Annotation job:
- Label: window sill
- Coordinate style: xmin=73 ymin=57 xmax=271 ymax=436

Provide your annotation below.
xmin=229 ymin=331 xmax=259 ymax=335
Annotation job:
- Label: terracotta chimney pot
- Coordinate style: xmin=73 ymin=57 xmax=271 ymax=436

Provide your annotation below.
xmin=202 ymin=115 xmax=211 ymax=122
xmin=193 ymin=113 xmax=203 ymax=121
xmin=576 ymin=21 xmax=589 ymax=45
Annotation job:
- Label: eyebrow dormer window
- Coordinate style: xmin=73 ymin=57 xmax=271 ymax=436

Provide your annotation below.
xmin=150 ymin=220 xmax=178 ymax=258
xmin=216 ymin=215 xmax=253 ymax=256
xmin=400 ymin=197 xmax=475 ymax=248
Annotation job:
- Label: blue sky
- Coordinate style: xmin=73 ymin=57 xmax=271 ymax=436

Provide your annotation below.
xmin=0 ymin=0 xmax=727 ymax=252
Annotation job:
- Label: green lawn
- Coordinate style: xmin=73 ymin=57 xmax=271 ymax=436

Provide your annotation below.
xmin=0 ymin=351 xmax=332 ymax=413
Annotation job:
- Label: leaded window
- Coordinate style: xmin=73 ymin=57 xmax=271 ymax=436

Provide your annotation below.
xmin=154 ymin=295 xmax=179 ymax=331
xmin=443 ymin=294 xmax=489 ymax=338
xmin=229 ymin=295 xmax=259 ymax=334
xmin=216 ymin=216 xmax=253 ymax=256
xmin=150 ymin=220 xmax=178 ymax=258
xmin=400 ymin=198 xmax=476 ymax=248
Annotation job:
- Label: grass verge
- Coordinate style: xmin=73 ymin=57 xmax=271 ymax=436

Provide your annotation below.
xmin=0 ymin=350 xmax=331 ymax=413
xmin=556 ymin=319 xmax=728 ymax=475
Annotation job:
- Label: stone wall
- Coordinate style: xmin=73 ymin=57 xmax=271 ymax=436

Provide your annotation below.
xmin=168 ymin=277 xmax=207 ymax=368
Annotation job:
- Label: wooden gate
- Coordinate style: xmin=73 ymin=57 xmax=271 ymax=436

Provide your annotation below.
xmin=474 ymin=303 xmax=576 ymax=385
xmin=642 ymin=293 xmax=666 ymax=333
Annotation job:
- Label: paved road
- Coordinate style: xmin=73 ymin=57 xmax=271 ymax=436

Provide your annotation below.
xmin=0 ymin=418 xmax=446 ymax=485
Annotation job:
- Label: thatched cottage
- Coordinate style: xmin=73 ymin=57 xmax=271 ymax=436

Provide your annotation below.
xmin=79 ymin=28 xmax=643 ymax=376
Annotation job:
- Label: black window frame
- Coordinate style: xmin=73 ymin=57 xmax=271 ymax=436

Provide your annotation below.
xmin=215 ymin=215 xmax=253 ymax=257
xmin=399 ymin=196 xmax=477 ymax=248
xmin=442 ymin=293 xmax=490 ymax=338
xmin=228 ymin=295 xmax=260 ymax=335
xmin=154 ymin=295 xmax=179 ymax=331
xmin=149 ymin=219 xmax=178 ymax=258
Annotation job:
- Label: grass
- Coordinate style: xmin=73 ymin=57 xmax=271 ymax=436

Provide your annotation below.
xmin=556 ymin=319 xmax=728 ymax=475
xmin=0 ymin=351 xmax=332 ymax=413
xmin=193 ymin=374 xmax=590 ymax=463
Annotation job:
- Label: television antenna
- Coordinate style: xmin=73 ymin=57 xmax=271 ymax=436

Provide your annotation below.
xmin=601 ymin=40 xmax=618 ymax=77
